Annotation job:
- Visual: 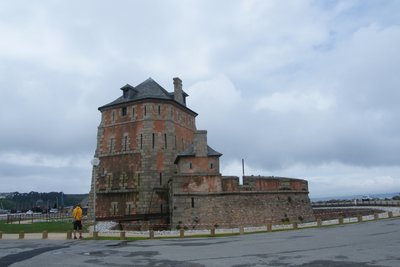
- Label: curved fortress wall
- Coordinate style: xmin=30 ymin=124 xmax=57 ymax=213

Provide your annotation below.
xmin=172 ymin=175 xmax=314 ymax=229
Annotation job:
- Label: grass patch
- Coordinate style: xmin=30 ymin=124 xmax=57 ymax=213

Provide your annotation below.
xmin=0 ymin=220 xmax=88 ymax=233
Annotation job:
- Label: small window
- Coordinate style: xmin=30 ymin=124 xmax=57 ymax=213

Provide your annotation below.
xmin=174 ymin=135 xmax=177 ymax=149
xmin=140 ymin=134 xmax=143 ymax=149
xmin=127 ymin=203 xmax=132 ymax=215
xmin=112 ymin=202 xmax=118 ymax=216
xmin=144 ymin=105 xmax=147 ymax=116
xmin=111 ymin=110 xmax=116 ymax=123
xmin=137 ymin=173 xmax=141 ymax=186
xmin=164 ymin=133 xmax=167 ymax=149
xmin=131 ymin=107 xmax=135 ymax=120
xmin=159 ymin=173 xmax=162 ymax=185
xmin=121 ymin=107 xmax=127 ymax=116
xmin=123 ymin=135 xmax=128 ymax=151
xmin=152 ymin=133 xmax=155 ymax=149
xmin=191 ymin=197 xmax=194 ymax=208
xmin=189 ymin=162 xmax=192 ymax=169
xmin=109 ymin=138 xmax=115 ymax=153
xmin=158 ymin=105 xmax=161 ymax=115
xmin=210 ymin=163 xmax=214 ymax=169
xmin=107 ymin=175 xmax=113 ymax=188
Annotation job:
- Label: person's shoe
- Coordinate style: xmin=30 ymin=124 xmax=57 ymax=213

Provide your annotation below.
xmin=74 ymin=236 xmax=77 ymax=239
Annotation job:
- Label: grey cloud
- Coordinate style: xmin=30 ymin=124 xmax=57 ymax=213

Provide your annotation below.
xmin=0 ymin=0 xmax=399 ymax=196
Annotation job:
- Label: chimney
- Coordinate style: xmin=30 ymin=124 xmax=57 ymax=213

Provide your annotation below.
xmin=173 ymin=77 xmax=183 ymax=104
xmin=194 ymin=130 xmax=208 ymax=157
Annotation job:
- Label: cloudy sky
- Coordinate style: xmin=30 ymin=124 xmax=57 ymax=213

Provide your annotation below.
xmin=1 ymin=0 xmax=399 ymax=198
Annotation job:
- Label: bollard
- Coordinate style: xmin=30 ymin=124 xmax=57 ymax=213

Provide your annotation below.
xmin=239 ymin=226 xmax=244 ymax=235
xmin=267 ymin=223 xmax=272 ymax=232
xmin=388 ymin=211 xmax=393 ymax=218
xmin=149 ymin=230 xmax=154 ymax=239
xmin=357 ymin=215 xmax=363 ymax=222
xmin=93 ymin=231 xmax=98 ymax=240
xmin=339 ymin=216 xmax=344 ymax=225
xmin=210 ymin=227 xmax=215 ymax=237
xmin=19 ymin=231 xmax=24 ymax=239
xmin=317 ymin=219 xmax=322 ymax=227
xmin=292 ymin=222 xmax=298 ymax=230
xmin=42 ymin=231 xmax=48 ymax=239
xmin=66 ymin=231 xmax=72 ymax=240
xmin=179 ymin=229 xmax=184 ymax=238
xmin=120 ymin=231 xmax=126 ymax=240
xmin=374 ymin=213 xmax=379 ymax=220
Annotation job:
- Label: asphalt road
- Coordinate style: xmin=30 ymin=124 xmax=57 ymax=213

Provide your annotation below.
xmin=0 ymin=218 xmax=399 ymax=267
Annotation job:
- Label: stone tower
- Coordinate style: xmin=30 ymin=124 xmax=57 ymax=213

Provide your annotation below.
xmin=90 ymin=77 xmax=197 ymax=224
xmin=89 ymin=77 xmax=314 ymax=230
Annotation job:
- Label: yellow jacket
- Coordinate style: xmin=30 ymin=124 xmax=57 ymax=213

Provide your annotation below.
xmin=72 ymin=206 xmax=82 ymax=221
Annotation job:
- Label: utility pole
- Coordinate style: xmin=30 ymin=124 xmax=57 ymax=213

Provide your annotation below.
xmin=242 ymin=158 xmax=245 ymax=178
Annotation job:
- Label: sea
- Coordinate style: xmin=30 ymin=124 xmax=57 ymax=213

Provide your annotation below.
xmin=311 ymin=192 xmax=400 ymax=202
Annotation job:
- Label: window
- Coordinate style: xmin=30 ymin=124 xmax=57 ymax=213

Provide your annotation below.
xmin=109 ymin=138 xmax=115 ymax=153
xmin=191 ymin=197 xmax=194 ymax=208
xmin=137 ymin=173 xmax=141 ymax=186
xmin=111 ymin=202 xmax=118 ymax=216
xmin=121 ymin=173 xmax=127 ymax=188
xmin=189 ymin=162 xmax=192 ymax=169
xmin=152 ymin=133 xmax=155 ymax=149
xmin=121 ymin=107 xmax=127 ymax=116
xmin=131 ymin=107 xmax=135 ymax=120
xmin=210 ymin=163 xmax=214 ymax=169
xmin=107 ymin=175 xmax=113 ymax=188
xmin=123 ymin=135 xmax=128 ymax=151
xmin=111 ymin=110 xmax=115 ymax=123
xmin=174 ymin=135 xmax=177 ymax=149
xmin=127 ymin=203 xmax=132 ymax=215
xmin=140 ymin=134 xmax=143 ymax=149
xmin=159 ymin=173 xmax=162 ymax=185
xmin=144 ymin=105 xmax=147 ymax=116
xmin=158 ymin=105 xmax=161 ymax=115
xmin=164 ymin=133 xmax=167 ymax=149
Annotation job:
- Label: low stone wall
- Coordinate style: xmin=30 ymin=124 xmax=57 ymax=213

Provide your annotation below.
xmin=172 ymin=191 xmax=314 ymax=229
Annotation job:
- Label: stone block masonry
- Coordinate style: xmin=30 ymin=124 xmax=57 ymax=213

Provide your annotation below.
xmin=171 ymin=175 xmax=314 ymax=229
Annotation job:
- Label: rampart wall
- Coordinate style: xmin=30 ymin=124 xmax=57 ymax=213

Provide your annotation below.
xmin=171 ymin=175 xmax=315 ymax=229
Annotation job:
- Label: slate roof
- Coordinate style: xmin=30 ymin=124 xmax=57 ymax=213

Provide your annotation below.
xmin=174 ymin=144 xmax=222 ymax=164
xmin=99 ymin=78 xmax=194 ymax=114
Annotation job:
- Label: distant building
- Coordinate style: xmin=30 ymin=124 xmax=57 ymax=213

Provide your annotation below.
xmin=89 ymin=77 xmax=314 ymax=229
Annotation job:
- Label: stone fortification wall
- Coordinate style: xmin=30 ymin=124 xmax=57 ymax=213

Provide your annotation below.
xmin=172 ymin=175 xmax=314 ymax=229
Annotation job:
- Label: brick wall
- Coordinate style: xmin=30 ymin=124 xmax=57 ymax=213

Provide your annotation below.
xmin=91 ymin=99 xmax=197 ymax=219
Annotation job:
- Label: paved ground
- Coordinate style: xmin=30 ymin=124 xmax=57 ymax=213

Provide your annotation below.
xmin=0 ymin=218 xmax=399 ymax=267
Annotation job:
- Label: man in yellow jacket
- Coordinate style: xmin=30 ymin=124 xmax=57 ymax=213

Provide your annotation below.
xmin=72 ymin=203 xmax=83 ymax=239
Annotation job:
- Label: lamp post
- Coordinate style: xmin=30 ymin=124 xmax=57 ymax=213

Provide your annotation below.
xmin=90 ymin=157 xmax=100 ymax=233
